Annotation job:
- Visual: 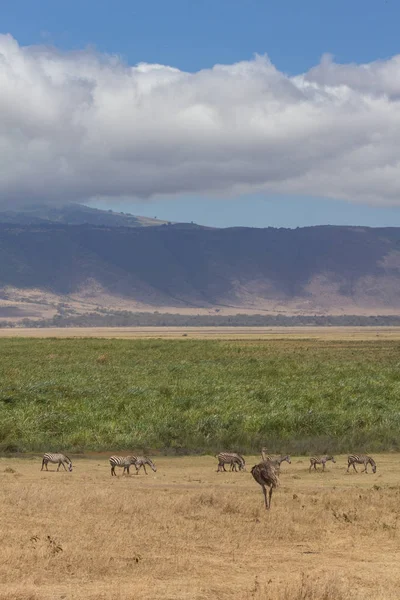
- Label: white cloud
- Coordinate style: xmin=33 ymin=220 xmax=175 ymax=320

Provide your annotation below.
xmin=0 ymin=34 xmax=400 ymax=207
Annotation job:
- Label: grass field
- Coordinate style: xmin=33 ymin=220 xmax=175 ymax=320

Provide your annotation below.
xmin=0 ymin=336 xmax=400 ymax=453
xmin=0 ymin=454 xmax=399 ymax=599
xmin=1 ymin=333 xmax=400 ymax=598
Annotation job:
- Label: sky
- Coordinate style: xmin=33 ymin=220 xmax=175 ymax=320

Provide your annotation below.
xmin=1 ymin=0 xmax=400 ymax=228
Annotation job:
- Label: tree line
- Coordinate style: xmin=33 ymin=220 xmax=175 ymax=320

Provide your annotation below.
xmin=2 ymin=310 xmax=400 ymax=328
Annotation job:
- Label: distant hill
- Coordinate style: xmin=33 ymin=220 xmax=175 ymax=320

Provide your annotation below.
xmin=0 ymin=203 xmax=172 ymax=228
xmin=1 ymin=222 xmax=400 ymax=320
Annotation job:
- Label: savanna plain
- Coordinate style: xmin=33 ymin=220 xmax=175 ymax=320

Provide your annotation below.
xmin=1 ymin=455 xmax=400 ymax=600
xmin=1 ymin=333 xmax=400 ymax=598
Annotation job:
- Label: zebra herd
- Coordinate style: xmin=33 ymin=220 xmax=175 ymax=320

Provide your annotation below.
xmin=216 ymin=451 xmax=377 ymax=510
xmin=40 ymin=453 xmax=157 ymax=476
xmin=40 ymin=451 xmax=377 ymax=511
xmin=109 ymin=455 xmax=157 ymax=476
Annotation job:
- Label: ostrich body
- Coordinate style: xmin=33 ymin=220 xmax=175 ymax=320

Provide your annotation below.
xmin=251 ymin=461 xmax=280 ymax=510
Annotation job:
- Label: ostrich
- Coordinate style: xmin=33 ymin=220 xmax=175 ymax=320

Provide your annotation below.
xmin=251 ymin=461 xmax=280 ymax=510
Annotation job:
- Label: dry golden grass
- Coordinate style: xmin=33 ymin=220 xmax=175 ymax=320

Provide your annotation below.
xmin=2 ymin=326 xmax=400 ymax=340
xmin=0 ymin=455 xmax=399 ymax=599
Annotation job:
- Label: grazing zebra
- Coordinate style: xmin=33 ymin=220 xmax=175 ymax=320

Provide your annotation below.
xmin=251 ymin=462 xmax=280 ymax=510
xmin=133 ymin=456 xmax=157 ymax=475
xmin=216 ymin=452 xmax=246 ymax=472
xmin=109 ymin=455 xmax=137 ymax=476
xmin=262 ymin=454 xmax=291 ymax=466
xmin=265 ymin=455 xmax=291 ymax=474
xmin=228 ymin=453 xmax=246 ymax=472
xmin=41 ymin=453 xmax=72 ymax=472
xmin=347 ymin=454 xmax=377 ymax=473
xmin=230 ymin=458 xmax=244 ymax=472
xmin=309 ymin=456 xmax=336 ymax=472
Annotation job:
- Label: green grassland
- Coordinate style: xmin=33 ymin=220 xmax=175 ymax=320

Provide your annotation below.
xmin=0 ymin=337 xmax=400 ymax=454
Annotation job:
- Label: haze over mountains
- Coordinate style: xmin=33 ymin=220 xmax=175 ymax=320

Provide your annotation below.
xmin=0 ymin=204 xmax=400 ymax=322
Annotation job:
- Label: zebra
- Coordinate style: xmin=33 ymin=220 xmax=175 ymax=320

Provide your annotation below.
xmin=227 ymin=453 xmax=246 ymax=472
xmin=41 ymin=453 xmax=72 ymax=472
xmin=309 ymin=456 xmax=336 ymax=472
xmin=216 ymin=452 xmax=246 ymax=472
xmin=347 ymin=454 xmax=377 ymax=473
xmin=251 ymin=462 xmax=280 ymax=510
xmin=133 ymin=456 xmax=157 ymax=475
xmin=230 ymin=457 xmax=245 ymax=472
xmin=224 ymin=453 xmax=246 ymax=472
xmin=264 ymin=455 xmax=291 ymax=474
xmin=109 ymin=455 xmax=137 ymax=476
xmin=262 ymin=453 xmax=291 ymax=466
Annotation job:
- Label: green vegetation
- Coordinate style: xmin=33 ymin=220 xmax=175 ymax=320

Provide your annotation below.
xmin=0 ymin=338 xmax=399 ymax=454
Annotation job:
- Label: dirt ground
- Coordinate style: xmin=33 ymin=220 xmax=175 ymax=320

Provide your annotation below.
xmin=4 ymin=285 xmax=399 ymax=322
xmin=2 ymin=326 xmax=400 ymax=340
xmin=0 ymin=454 xmax=399 ymax=599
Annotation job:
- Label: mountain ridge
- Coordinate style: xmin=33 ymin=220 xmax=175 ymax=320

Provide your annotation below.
xmin=0 ymin=220 xmax=400 ymax=320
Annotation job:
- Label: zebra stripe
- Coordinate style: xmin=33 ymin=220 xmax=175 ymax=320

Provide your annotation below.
xmin=309 ymin=456 xmax=336 ymax=472
xmin=216 ymin=452 xmax=246 ymax=472
xmin=41 ymin=453 xmax=72 ymax=472
xmin=133 ymin=456 xmax=157 ymax=475
xmin=347 ymin=454 xmax=376 ymax=473
xmin=109 ymin=455 xmax=137 ymax=476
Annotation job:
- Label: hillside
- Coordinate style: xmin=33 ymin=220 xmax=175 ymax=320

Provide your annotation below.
xmin=0 ymin=203 xmax=172 ymax=228
xmin=0 ymin=223 xmax=400 ymax=320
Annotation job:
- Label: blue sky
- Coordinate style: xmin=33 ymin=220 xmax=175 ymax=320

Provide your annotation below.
xmin=1 ymin=0 xmax=398 ymax=74
xmin=2 ymin=0 xmax=400 ymax=228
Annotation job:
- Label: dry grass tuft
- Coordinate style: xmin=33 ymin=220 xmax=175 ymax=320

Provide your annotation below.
xmin=96 ymin=353 xmax=109 ymax=364
xmin=249 ymin=571 xmax=400 ymax=600
xmin=250 ymin=573 xmax=362 ymax=600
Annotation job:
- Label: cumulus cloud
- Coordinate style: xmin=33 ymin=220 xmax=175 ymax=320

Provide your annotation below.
xmin=0 ymin=34 xmax=400 ymax=207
